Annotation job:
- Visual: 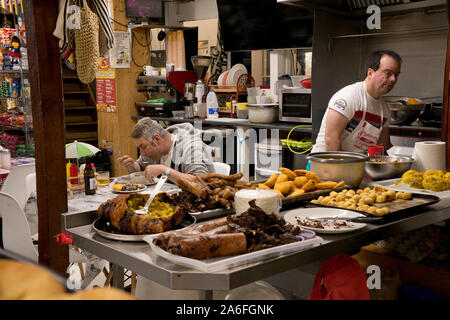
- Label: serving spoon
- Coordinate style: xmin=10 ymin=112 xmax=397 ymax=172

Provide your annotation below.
xmin=134 ymin=174 xmax=168 ymax=215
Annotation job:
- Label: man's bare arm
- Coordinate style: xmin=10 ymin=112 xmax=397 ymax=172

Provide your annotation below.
xmin=325 ymin=109 xmax=349 ymax=151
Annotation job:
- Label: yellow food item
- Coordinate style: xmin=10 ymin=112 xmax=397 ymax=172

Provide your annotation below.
xmin=305 ymin=172 xmax=320 ymax=183
xmin=399 ymin=191 xmax=412 ymax=200
xmin=315 ymin=181 xmax=338 ymax=190
xmin=334 ymin=181 xmax=345 ymax=189
xmin=443 ymin=172 xmax=450 ymax=189
xmin=113 ymin=184 xmax=124 ymax=191
xmin=294 ymin=169 xmax=309 ymax=176
xmin=258 ymin=183 xmax=271 ymax=190
xmin=294 ymin=176 xmax=309 ymax=188
xmin=264 ymin=173 xmax=278 ymax=188
xmin=401 ymin=170 xmax=423 ymax=189
xmin=423 ymin=170 xmax=446 ymax=178
xmin=407 ymin=98 xmax=420 ymax=105
xmin=274 ymin=173 xmax=289 ymax=186
xmin=287 ymin=188 xmax=305 ymax=197
xmin=279 ymin=167 xmax=297 ymax=181
xmin=274 ymin=181 xmax=295 ymax=195
xmin=422 ymin=175 xmax=447 ymax=192
xmin=301 ymin=179 xmax=316 ymax=192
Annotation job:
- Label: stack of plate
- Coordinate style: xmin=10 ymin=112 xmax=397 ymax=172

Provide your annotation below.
xmin=217 ymin=64 xmax=248 ymax=86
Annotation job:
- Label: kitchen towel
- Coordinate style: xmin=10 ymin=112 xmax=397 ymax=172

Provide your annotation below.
xmin=412 ymin=141 xmax=446 ymax=171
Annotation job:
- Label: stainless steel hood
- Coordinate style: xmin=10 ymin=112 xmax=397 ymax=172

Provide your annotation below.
xmin=277 ymin=0 xmax=446 ymax=16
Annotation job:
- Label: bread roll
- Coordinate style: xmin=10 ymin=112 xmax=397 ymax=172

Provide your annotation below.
xmin=0 ymin=259 xmax=66 ymax=300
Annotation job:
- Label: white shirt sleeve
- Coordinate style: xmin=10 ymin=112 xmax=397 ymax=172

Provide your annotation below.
xmin=328 ymin=83 xmax=361 ymax=121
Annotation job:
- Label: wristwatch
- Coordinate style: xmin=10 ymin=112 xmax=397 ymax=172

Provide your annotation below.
xmin=165 ymin=166 xmax=171 ymax=176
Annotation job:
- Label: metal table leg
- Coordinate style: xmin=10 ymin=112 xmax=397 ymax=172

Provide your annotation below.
xmin=198 ymin=290 xmax=213 ymax=300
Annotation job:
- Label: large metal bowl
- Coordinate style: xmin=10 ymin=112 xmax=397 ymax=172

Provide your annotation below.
xmin=306 ymin=151 xmax=369 ymax=188
xmin=383 ymin=96 xmax=425 ymax=125
xmin=365 ymin=155 xmax=414 ymax=180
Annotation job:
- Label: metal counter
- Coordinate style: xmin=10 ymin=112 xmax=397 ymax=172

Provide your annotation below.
xmin=62 ymin=197 xmax=450 ymax=299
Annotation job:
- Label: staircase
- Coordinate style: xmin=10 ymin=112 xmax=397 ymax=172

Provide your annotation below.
xmin=62 ymin=64 xmax=98 ymax=146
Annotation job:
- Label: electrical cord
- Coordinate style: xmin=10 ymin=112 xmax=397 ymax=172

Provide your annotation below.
xmin=109 ymin=17 xmax=152 ymax=67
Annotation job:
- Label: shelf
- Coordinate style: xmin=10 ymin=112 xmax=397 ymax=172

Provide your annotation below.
xmin=65 ymin=121 xmax=97 ymax=126
xmin=128 ymin=24 xmax=197 ymax=31
xmin=0 ymin=124 xmax=33 ymax=132
xmin=0 ymin=69 xmax=28 ymax=74
xmin=64 ymin=91 xmax=90 ymax=94
xmin=64 ymin=106 xmax=96 ymax=110
xmin=65 ymin=137 xmax=98 ymax=142
xmin=0 ymin=97 xmax=23 ymax=101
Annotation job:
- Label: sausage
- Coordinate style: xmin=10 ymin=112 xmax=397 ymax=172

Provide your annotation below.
xmin=177 ymin=178 xmax=208 ymax=199
xmin=167 ymin=233 xmax=247 ymax=259
xmin=199 ymin=172 xmax=243 ymax=181
xmin=153 ymin=217 xmax=230 ymax=249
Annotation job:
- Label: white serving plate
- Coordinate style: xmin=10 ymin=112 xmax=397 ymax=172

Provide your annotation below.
xmin=283 ymin=208 xmax=367 ymax=234
xmin=370 ymin=178 xmax=450 ymax=199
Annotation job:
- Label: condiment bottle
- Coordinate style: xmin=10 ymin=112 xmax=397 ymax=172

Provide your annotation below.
xmin=70 ymin=162 xmax=79 ymax=185
xmin=84 ymin=156 xmax=96 ymax=195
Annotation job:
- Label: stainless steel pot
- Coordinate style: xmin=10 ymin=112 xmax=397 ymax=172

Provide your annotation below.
xmin=306 ymin=151 xmax=369 ymax=187
xmin=383 ymin=96 xmax=425 ymax=126
xmin=365 ymin=155 xmax=414 ymax=180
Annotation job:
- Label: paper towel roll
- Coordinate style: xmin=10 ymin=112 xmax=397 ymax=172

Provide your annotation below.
xmin=412 ymin=141 xmax=446 ymax=171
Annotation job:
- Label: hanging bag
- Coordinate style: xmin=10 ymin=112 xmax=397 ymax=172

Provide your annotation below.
xmin=74 ymin=0 xmax=100 ymax=83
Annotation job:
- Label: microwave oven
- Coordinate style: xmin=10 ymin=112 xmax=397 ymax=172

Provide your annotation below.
xmin=279 ymin=87 xmax=312 ymax=122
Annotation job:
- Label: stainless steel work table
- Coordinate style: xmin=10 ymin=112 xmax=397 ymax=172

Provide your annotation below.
xmin=62 ymin=197 xmax=450 ymax=300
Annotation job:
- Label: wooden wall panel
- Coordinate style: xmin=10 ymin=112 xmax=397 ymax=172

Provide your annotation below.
xmin=97 ymin=0 xmax=149 ymax=176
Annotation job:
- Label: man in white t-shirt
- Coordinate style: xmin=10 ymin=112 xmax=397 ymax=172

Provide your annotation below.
xmin=312 ymin=50 xmax=402 ymax=154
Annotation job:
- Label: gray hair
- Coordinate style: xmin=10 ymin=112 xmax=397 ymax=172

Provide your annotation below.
xmin=131 ymin=117 xmax=168 ymax=141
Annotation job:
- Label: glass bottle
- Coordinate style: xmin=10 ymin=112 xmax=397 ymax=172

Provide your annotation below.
xmin=84 ymin=156 xmax=96 ymax=195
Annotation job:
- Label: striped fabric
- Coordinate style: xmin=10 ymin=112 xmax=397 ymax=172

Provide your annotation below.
xmin=91 ymin=0 xmax=115 ymax=50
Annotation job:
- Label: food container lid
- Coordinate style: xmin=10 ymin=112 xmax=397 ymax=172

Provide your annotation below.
xmin=306 ymin=151 xmax=369 ymax=163
xmin=247 ymin=104 xmax=278 ymax=108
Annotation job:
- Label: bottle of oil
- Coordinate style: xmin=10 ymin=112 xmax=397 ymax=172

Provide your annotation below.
xmin=84 ymin=156 xmax=96 ymax=195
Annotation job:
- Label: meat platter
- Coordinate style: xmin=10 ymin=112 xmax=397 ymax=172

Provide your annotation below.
xmin=145 ymin=233 xmax=322 ymax=272
xmin=92 ymin=215 xmax=196 ymax=242
xmin=144 ymin=201 xmax=323 ymax=272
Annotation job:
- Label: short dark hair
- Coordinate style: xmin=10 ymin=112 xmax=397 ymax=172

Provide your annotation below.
xmin=366 ymin=50 xmax=402 ymax=72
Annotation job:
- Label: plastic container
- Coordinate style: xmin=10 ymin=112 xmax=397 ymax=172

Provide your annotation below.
xmin=236 ymin=102 xmax=248 ymax=119
xmin=206 ymin=90 xmax=219 ymax=119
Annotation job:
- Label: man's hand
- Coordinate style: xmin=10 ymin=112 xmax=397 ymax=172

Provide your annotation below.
xmin=117 ymin=155 xmax=139 ymax=173
xmin=143 ymin=164 xmax=165 ymax=182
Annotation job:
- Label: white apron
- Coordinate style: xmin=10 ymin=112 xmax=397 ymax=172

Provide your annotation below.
xmin=340 ymin=95 xmax=384 ymax=153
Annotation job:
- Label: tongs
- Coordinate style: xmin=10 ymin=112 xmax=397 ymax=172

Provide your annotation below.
xmin=134 ymin=174 xmax=168 ymax=215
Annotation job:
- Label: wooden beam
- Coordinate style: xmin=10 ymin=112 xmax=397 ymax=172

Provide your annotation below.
xmin=23 ymin=0 xmax=68 ymax=275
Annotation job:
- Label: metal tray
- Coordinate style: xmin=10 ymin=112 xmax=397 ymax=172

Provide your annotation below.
xmin=310 ymin=193 xmax=440 ymax=224
xmin=92 ymin=215 xmax=197 ymax=242
xmin=252 ymin=179 xmax=350 ymax=206
xmin=281 ymin=185 xmax=350 ymax=206
xmin=188 ymin=207 xmax=235 ymax=221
